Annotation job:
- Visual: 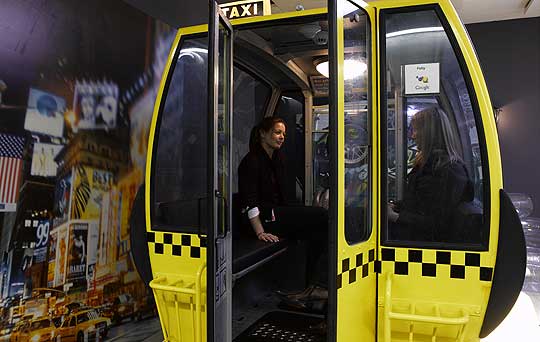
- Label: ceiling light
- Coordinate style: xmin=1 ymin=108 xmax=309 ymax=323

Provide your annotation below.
xmin=386 ymin=26 xmax=444 ymax=38
xmin=315 ymin=59 xmax=367 ymax=80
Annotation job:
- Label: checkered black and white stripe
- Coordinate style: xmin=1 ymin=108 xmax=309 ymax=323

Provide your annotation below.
xmin=378 ymin=248 xmax=493 ymax=281
xmin=337 ymin=248 xmax=494 ymax=290
xmin=337 ymin=248 xmax=376 ymax=289
xmin=147 ymin=231 xmax=207 ymax=259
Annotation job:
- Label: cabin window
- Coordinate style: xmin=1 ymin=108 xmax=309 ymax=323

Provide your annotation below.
xmin=275 ymin=92 xmax=305 ymax=203
xmin=231 ymin=66 xmax=272 ymax=193
xmin=342 ymin=5 xmax=372 ymax=244
xmin=152 ymin=36 xmax=272 ymax=233
xmin=152 ymin=36 xmax=209 ymax=233
xmin=382 ymin=8 xmax=488 ymax=248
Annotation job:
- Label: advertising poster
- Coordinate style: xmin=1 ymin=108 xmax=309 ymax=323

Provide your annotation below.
xmin=24 ymin=88 xmax=66 ymax=137
xmin=53 ymin=172 xmax=73 ymax=227
xmin=72 ymin=81 xmax=119 ymax=131
xmin=54 ymin=225 xmax=68 ymax=287
xmin=98 ymin=192 xmax=112 ymax=268
xmin=47 ymin=231 xmax=57 ymax=287
xmin=72 ymin=166 xmax=114 ymax=220
xmin=67 ymin=223 xmax=88 ymax=286
xmin=86 ymin=221 xmax=99 ymax=290
xmin=31 ymin=219 xmax=50 ymax=263
xmin=30 ymin=143 xmax=63 ymax=177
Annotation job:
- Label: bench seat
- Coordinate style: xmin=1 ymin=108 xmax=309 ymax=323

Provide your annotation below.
xmin=232 ymin=237 xmax=290 ymax=280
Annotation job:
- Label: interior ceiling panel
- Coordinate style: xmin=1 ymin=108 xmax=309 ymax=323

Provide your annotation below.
xmin=124 ymin=0 xmax=540 ymax=28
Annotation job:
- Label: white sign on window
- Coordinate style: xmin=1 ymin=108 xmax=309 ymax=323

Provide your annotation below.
xmin=404 ymin=63 xmax=440 ymax=95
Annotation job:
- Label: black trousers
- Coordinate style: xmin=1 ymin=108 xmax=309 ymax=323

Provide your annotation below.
xmin=265 ymin=205 xmax=328 ymax=287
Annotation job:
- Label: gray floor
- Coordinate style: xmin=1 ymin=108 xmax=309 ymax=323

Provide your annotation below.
xmin=232 ymin=291 xmax=283 ymax=338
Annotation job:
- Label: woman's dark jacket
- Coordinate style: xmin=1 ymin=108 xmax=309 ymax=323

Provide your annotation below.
xmin=238 ymin=144 xmax=287 ymax=223
xmin=395 ymin=153 xmax=474 ymax=241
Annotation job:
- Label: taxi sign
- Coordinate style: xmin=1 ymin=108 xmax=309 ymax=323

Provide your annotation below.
xmin=219 ymin=0 xmax=271 ymax=20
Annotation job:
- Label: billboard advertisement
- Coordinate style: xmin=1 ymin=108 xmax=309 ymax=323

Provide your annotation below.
xmin=71 ymin=166 xmax=114 ymax=220
xmin=67 ymin=222 xmax=88 ymax=287
xmin=47 ymin=231 xmax=57 ymax=287
xmin=53 ymin=172 xmax=73 ymax=227
xmin=72 ymin=81 xmax=119 ymax=131
xmin=54 ymin=225 xmax=68 ymax=287
xmin=24 ymin=88 xmax=66 ymax=137
xmin=30 ymin=143 xmax=63 ymax=177
xmin=86 ymin=221 xmax=99 ymax=290
xmin=29 ymin=219 xmax=50 ymax=264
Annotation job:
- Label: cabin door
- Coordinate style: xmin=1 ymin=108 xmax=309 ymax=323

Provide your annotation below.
xmin=375 ymin=1 xmax=525 ymax=341
xmin=328 ymin=1 xmax=378 ymax=341
xmin=208 ymin=1 xmax=234 ymax=341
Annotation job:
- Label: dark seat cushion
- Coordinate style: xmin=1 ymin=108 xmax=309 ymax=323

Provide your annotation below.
xmin=233 ymin=237 xmax=289 ymax=275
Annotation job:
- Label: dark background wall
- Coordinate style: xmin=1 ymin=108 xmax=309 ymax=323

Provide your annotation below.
xmin=466 ymin=18 xmax=540 ymax=216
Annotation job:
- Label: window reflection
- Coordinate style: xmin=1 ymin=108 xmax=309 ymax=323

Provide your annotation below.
xmin=384 ymin=10 xmax=486 ymax=246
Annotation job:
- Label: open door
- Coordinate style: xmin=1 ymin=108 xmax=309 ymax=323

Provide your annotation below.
xmin=208 ymin=1 xmax=234 ymax=341
xmin=145 ymin=2 xmax=233 ymax=341
xmin=328 ymin=1 xmax=378 ymax=341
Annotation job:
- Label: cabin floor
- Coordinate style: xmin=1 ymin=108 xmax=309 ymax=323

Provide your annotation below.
xmin=232 ymin=242 xmax=326 ymax=341
xmin=234 ymin=307 xmax=325 ymax=342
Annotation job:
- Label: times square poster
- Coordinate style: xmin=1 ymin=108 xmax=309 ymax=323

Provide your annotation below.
xmin=0 ymin=0 xmax=176 ymax=340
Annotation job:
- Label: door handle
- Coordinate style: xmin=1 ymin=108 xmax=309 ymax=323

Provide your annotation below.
xmin=215 ymin=190 xmax=229 ymax=238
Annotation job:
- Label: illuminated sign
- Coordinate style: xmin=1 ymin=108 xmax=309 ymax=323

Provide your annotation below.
xmin=31 ymin=143 xmax=63 ymax=177
xmin=219 ymin=0 xmax=271 ymax=20
xmin=24 ymin=88 xmax=66 ymax=137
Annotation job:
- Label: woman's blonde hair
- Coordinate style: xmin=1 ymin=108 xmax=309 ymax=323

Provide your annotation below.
xmin=411 ymin=107 xmax=462 ymax=169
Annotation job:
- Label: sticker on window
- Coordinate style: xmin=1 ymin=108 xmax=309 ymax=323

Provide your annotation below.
xmin=403 ymin=63 xmax=440 ymax=95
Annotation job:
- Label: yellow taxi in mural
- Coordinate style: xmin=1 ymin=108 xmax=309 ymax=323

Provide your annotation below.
xmin=54 ymin=309 xmax=109 ymax=342
xmin=24 ymin=317 xmax=56 ymax=342
xmin=9 ymin=320 xmax=30 ymax=342
xmin=134 ymin=0 xmax=527 ymax=341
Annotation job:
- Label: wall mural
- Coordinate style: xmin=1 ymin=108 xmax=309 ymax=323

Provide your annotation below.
xmin=0 ymin=0 xmax=175 ymax=340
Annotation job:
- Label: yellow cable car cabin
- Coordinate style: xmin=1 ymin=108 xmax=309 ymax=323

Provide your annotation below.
xmin=131 ymin=0 xmax=527 ymax=341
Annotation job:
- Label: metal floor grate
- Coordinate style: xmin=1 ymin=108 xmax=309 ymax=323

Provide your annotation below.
xmin=233 ymin=311 xmax=325 ymax=342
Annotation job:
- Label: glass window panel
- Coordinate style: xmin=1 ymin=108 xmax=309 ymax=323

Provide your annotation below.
xmin=383 ymin=9 xmax=487 ymax=246
xmin=231 ymin=68 xmax=271 ymax=193
xmin=275 ymin=93 xmax=305 ymax=203
xmin=343 ymin=5 xmax=371 ymax=244
xmin=152 ymin=37 xmax=209 ymax=233
xmin=217 ymin=21 xmax=232 ymax=237
xmin=152 ymin=35 xmax=272 ymax=233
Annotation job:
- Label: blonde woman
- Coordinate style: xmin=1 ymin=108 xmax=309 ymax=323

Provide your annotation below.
xmin=387 ymin=107 xmax=474 ymax=242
